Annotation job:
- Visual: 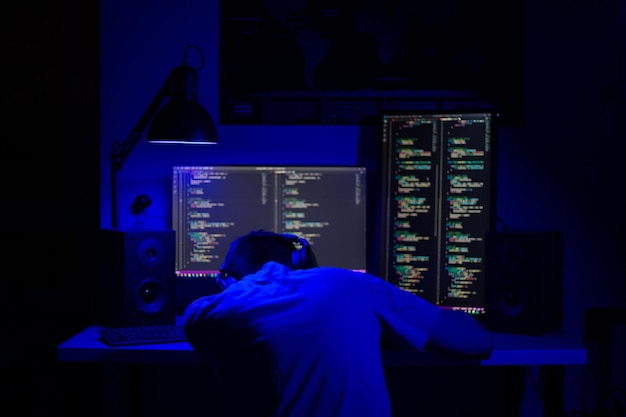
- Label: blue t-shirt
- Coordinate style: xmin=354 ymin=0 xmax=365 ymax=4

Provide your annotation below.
xmin=184 ymin=262 xmax=441 ymax=417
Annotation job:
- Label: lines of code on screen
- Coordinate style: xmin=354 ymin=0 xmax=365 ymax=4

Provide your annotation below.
xmin=172 ymin=166 xmax=368 ymax=277
xmin=379 ymin=112 xmax=497 ymax=316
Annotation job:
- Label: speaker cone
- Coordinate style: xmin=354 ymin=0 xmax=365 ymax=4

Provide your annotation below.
xmin=135 ymin=280 xmax=169 ymax=314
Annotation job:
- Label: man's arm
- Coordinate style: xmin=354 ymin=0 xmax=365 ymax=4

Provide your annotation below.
xmin=424 ymin=309 xmax=493 ymax=360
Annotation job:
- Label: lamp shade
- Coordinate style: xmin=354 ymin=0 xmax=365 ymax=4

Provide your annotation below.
xmin=146 ymin=63 xmax=218 ymax=144
xmin=147 ymin=100 xmax=218 ymax=144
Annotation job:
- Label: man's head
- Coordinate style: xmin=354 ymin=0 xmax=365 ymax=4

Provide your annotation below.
xmin=218 ymin=230 xmax=306 ymax=285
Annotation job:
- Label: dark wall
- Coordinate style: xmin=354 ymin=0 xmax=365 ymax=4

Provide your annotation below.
xmin=1 ymin=1 xmax=100 ymax=415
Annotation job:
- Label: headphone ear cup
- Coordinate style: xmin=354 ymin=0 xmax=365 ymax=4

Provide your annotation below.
xmin=293 ymin=238 xmax=318 ymax=269
xmin=292 ymin=247 xmax=304 ymax=270
xmin=281 ymin=234 xmax=318 ymax=269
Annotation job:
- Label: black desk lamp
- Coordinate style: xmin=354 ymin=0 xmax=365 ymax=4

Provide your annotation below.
xmin=109 ymin=44 xmax=218 ymax=228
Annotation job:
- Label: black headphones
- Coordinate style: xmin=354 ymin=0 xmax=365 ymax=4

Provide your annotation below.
xmin=280 ymin=233 xmax=318 ymax=270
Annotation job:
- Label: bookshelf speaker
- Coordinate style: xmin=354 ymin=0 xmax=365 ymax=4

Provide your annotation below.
xmin=484 ymin=230 xmax=564 ymax=335
xmin=100 ymin=229 xmax=176 ymax=327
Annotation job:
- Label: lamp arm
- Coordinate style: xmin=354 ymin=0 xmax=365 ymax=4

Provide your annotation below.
xmin=109 ymin=76 xmax=170 ymax=228
xmin=110 ymin=78 xmax=171 ymax=172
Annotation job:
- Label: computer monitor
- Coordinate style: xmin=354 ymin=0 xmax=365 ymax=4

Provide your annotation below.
xmin=172 ymin=165 xmax=368 ymax=279
xmin=378 ymin=111 xmax=498 ymax=318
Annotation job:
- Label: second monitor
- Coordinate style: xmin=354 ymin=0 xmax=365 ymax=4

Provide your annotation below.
xmin=378 ymin=111 xmax=498 ymax=318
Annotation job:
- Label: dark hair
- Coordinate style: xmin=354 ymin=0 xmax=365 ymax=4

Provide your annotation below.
xmin=220 ymin=230 xmax=296 ymax=280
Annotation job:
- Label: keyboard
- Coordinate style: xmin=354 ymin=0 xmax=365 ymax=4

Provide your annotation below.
xmin=99 ymin=324 xmax=187 ymax=347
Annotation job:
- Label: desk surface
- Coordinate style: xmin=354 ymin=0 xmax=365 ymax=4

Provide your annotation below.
xmin=57 ymin=323 xmax=588 ymax=366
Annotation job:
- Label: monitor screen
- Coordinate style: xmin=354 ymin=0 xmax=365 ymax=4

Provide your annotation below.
xmin=172 ymin=165 xmax=368 ymax=278
xmin=378 ymin=111 xmax=498 ymax=318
